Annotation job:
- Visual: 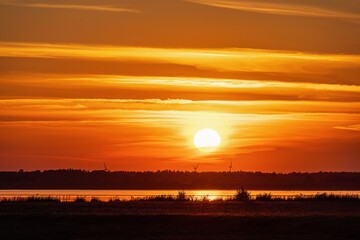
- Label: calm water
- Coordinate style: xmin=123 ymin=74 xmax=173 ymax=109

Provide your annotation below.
xmin=0 ymin=190 xmax=359 ymax=201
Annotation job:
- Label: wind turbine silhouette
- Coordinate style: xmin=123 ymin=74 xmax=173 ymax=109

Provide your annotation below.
xmin=103 ymin=162 xmax=109 ymax=172
xmin=193 ymin=164 xmax=199 ymax=173
xmin=229 ymin=159 xmax=232 ymax=172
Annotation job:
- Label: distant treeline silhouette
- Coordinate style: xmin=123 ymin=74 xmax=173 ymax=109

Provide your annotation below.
xmin=0 ymin=170 xmax=359 ymax=190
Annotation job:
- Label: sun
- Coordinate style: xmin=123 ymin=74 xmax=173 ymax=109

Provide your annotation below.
xmin=194 ymin=129 xmax=221 ymax=152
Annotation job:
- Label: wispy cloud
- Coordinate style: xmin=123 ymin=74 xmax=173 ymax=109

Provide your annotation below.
xmin=2 ymin=74 xmax=360 ymax=102
xmin=185 ymin=0 xmax=360 ymax=22
xmin=0 ymin=1 xmax=140 ymax=13
xmin=5 ymin=74 xmax=360 ymax=92
xmin=335 ymin=124 xmax=360 ymax=132
xmin=2 ymin=99 xmax=360 ymax=121
xmin=0 ymin=42 xmax=359 ymax=77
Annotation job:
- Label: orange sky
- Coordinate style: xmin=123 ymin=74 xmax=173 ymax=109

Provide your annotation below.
xmin=0 ymin=0 xmax=359 ymax=172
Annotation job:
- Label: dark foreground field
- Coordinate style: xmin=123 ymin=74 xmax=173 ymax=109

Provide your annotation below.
xmin=0 ymin=201 xmax=359 ymax=239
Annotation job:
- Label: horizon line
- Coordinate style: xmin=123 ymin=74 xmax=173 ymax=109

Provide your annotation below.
xmin=3 ymin=169 xmax=360 ymax=174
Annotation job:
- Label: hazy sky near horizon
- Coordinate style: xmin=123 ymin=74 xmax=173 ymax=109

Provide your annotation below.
xmin=0 ymin=0 xmax=359 ymax=172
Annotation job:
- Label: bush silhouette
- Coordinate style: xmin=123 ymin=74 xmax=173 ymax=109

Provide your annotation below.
xmin=177 ymin=190 xmax=186 ymax=201
xmin=235 ymin=187 xmax=251 ymax=201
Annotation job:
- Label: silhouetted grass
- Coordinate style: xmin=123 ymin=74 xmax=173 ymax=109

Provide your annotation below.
xmin=74 ymin=196 xmax=87 ymax=202
xmin=142 ymin=195 xmax=176 ymax=201
xmin=255 ymin=193 xmax=273 ymax=201
xmin=311 ymin=193 xmax=359 ymax=201
xmin=0 ymin=196 xmax=60 ymax=202
xmin=252 ymin=192 xmax=360 ymax=201
xmin=142 ymin=190 xmax=191 ymax=201
xmin=1 ymin=191 xmax=358 ymax=203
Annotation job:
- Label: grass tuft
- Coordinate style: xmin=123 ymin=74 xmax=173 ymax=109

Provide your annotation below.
xmin=256 ymin=193 xmax=273 ymax=201
xmin=143 ymin=195 xmax=176 ymax=201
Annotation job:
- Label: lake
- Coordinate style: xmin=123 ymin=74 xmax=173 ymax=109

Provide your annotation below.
xmin=1 ymin=190 xmax=359 ymax=201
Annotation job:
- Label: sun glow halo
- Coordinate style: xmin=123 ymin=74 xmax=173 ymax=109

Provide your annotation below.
xmin=194 ymin=129 xmax=221 ymax=152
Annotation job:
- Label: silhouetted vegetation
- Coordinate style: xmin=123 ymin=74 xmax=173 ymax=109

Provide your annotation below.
xmin=143 ymin=195 xmax=177 ymax=201
xmin=256 ymin=193 xmax=274 ymax=201
xmin=248 ymin=192 xmax=360 ymax=202
xmin=0 ymin=196 xmax=60 ymax=202
xmin=177 ymin=190 xmax=186 ymax=201
xmin=234 ymin=187 xmax=251 ymax=201
xmin=141 ymin=190 xmax=189 ymax=201
xmin=90 ymin=197 xmax=101 ymax=202
xmin=311 ymin=193 xmax=359 ymax=201
xmin=108 ymin=198 xmax=122 ymax=203
xmin=74 ymin=196 xmax=86 ymax=202
xmin=1 ymin=191 xmax=358 ymax=202
xmin=0 ymin=169 xmax=359 ymax=190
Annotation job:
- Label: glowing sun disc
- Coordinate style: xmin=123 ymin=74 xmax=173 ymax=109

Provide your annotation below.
xmin=194 ymin=129 xmax=221 ymax=151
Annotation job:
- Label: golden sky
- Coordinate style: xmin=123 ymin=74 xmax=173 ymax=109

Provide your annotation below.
xmin=0 ymin=0 xmax=359 ymax=172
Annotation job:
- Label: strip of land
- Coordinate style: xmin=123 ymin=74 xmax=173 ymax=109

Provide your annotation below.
xmin=0 ymin=201 xmax=359 ymax=239
xmin=1 ymin=170 xmax=359 ymax=190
